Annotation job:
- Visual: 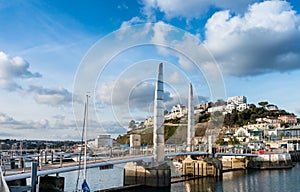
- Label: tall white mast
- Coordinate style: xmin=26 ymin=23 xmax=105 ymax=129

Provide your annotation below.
xmin=83 ymin=94 xmax=89 ymax=180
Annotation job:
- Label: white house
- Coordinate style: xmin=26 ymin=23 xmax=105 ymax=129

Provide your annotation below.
xmin=165 ymin=104 xmax=187 ymax=119
xmin=208 ymin=105 xmax=226 ymax=113
xmin=265 ymin=104 xmax=278 ymax=111
xmin=226 ymin=96 xmax=248 ymax=113
xmin=227 ymin=96 xmax=247 ymax=105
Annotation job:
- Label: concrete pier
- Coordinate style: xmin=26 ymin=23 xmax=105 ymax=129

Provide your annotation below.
xmin=124 ymin=162 xmax=171 ymax=188
xmin=182 ymin=156 xmax=222 ymax=179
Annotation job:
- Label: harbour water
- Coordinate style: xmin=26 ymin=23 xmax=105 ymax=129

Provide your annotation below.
xmin=59 ymin=162 xmax=300 ymax=192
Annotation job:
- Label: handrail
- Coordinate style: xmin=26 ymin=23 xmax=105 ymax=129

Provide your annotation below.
xmin=0 ymin=166 xmax=10 ymax=192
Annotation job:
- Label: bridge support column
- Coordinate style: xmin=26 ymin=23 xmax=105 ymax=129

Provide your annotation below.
xmin=124 ymin=162 xmax=170 ymax=188
xmin=124 ymin=63 xmax=170 ymax=189
xmin=39 ymin=176 xmax=64 ymax=191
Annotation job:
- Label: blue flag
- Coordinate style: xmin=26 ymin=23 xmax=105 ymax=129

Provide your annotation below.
xmin=82 ymin=179 xmax=90 ymax=192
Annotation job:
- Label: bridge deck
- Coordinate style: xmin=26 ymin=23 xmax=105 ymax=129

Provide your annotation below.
xmin=3 ymin=151 xmax=209 ymax=182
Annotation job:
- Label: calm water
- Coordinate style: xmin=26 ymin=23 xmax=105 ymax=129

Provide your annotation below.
xmin=59 ymin=162 xmax=300 ymax=192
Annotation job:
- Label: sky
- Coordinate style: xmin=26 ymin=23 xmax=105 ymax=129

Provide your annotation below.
xmin=1 ymin=0 xmax=300 ymax=141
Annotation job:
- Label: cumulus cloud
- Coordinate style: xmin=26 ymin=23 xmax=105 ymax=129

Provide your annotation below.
xmin=0 ymin=112 xmax=19 ymax=125
xmin=204 ymin=1 xmax=300 ymax=76
xmin=129 ymin=81 xmax=173 ymax=110
xmin=141 ymin=0 xmax=257 ymax=20
xmin=151 ymin=21 xmax=175 ymax=55
xmin=120 ymin=16 xmax=144 ymax=29
xmin=28 ymin=85 xmax=73 ymax=106
xmin=0 ymin=51 xmax=41 ymax=91
xmin=97 ymin=79 xmax=173 ymax=111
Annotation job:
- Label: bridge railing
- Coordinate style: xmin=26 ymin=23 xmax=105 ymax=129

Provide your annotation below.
xmin=0 ymin=144 xmax=209 ymax=172
xmin=0 ymin=167 xmax=10 ymax=192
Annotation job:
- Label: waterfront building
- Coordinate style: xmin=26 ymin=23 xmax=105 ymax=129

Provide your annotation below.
xmin=278 ymin=115 xmax=297 ymax=124
xmin=278 ymin=125 xmax=300 ymax=139
xmin=129 ymin=134 xmax=141 ymax=147
xmin=94 ymin=135 xmax=113 ymax=148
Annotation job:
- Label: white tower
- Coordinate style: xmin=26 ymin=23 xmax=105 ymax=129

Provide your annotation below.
xmin=187 ymin=83 xmax=195 ymax=151
xmin=153 ymin=63 xmax=165 ymax=164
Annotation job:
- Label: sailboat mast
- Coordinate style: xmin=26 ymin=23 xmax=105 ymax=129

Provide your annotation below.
xmin=83 ymin=94 xmax=89 ymax=180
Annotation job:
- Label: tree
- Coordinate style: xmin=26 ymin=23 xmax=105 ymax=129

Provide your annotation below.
xmin=228 ymin=136 xmax=240 ymax=145
xmin=215 ymin=136 xmax=225 ymax=146
xmin=258 ymin=101 xmax=268 ymax=107
xmin=128 ymin=120 xmax=137 ymax=131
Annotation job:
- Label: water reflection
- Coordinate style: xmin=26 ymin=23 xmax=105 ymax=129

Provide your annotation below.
xmin=172 ymin=163 xmax=300 ymax=192
xmin=59 ymin=162 xmax=299 ymax=192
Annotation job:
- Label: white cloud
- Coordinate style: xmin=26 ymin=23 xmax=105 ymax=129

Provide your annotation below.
xmin=0 ymin=112 xmax=82 ymax=140
xmin=151 ymin=21 xmax=176 ymax=55
xmin=204 ymin=1 xmax=300 ymax=76
xmin=28 ymin=85 xmax=73 ymax=106
xmin=168 ymin=71 xmax=181 ymax=84
xmin=0 ymin=112 xmax=18 ymax=124
xmin=0 ymin=112 xmax=48 ymax=129
xmin=141 ymin=0 xmax=257 ymax=20
xmin=97 ymin=79 xmax=173 ymax=111
xmin=120 ymin=16 xmax=144 ymax=29
xmin=0 ymin=51 xmax=41 ymax=91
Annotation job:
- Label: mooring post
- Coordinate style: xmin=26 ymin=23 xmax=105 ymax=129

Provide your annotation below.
xmin=60 ymin=153 xmax=63 ymax=168
xmin=31 ymin=161 xmax=38 ymax=192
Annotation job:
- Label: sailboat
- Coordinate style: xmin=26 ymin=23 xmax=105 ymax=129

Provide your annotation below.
xmin=75 ymin=94 xmax=90 ymax=192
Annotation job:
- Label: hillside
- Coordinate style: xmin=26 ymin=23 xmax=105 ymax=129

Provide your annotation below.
xmin=116 ymin=103 xmax=297 ymax=145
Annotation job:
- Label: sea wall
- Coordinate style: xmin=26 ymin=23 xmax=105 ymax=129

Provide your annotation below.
xmin=247 ymin=153 xmax=293 ymax=169
xmin=289 ymin=150 xmax=300 ymax=162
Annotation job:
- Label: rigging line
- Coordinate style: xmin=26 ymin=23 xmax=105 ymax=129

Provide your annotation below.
xmin=75 ymin=101 xmax=87 ymax=191
xmin=84 ymin=94 xmax=89 ymax=180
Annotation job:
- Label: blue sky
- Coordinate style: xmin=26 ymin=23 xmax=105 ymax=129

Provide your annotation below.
xmin=1 ymin=0 xmax=300 ymax=140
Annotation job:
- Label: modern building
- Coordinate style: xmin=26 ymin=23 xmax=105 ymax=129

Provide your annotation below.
xmin=226 ymin=96 xmax=248 ymax=113
xmin=227 ymin=96 xmax=247 ymax=105
xmin=94 ymin=135 xmax=113 ymax=148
